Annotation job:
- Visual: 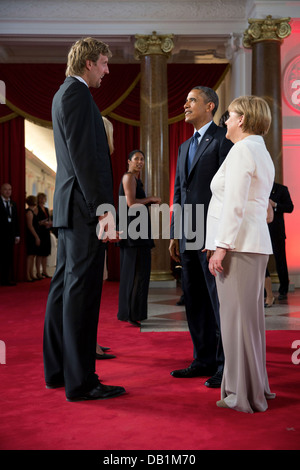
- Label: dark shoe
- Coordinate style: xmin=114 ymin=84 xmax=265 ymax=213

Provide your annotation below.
xmin=205 ymin=370 xmax=223 ymax=388
xmin=66 ymin=383 xmax=126 ymax=401
xmin=128 ymin=320 xmax=141 ymax=327
xmin=176 ymin=296 xmax=185 ymax=306
xmin=99 ymin=345 xmax=110 ymax=351
xmin=278 ymin=294 xmax=287 ymax=300
xmin=95 ymin=352 xmax=116 ymax=360
xmin=171 ymin=366 xmax=215 ymax=378
xmin=119 ymin=319 xmax=141 ymax=327
xmin=46 ymin=381 xmax=65 ymax=389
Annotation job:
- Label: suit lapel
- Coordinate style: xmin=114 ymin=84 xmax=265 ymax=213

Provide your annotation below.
xmin=188 ymin=122 xmax=217 ymax=178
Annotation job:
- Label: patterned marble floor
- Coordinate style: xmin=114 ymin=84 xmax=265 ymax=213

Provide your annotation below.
xmin=141 ymin=285 xmax=300 ymax=332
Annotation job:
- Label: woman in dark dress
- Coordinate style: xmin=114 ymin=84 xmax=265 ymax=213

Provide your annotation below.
xmin=117 ymin=150 xmax=161 ymax=327
xmin=36 ymin=192 xmax=52 ymax=278
xmin=25 ymin=195 xmax=40 ymax=282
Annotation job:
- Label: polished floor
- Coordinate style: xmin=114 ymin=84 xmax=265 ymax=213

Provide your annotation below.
xmin=141 ymin=284 xmax=300 ymax=332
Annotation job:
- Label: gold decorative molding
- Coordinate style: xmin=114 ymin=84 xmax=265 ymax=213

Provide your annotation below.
xmin=243 ymin=15 xmax=291 ymax=48
xmin=134 ymin=31 xmax=174 ymax=59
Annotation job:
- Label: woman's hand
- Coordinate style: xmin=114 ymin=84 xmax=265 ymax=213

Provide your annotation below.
xmin=208 ymin=247 xmax=227 ymax=277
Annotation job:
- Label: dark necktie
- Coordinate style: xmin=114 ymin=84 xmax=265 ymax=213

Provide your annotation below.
xmin=5 ymin=200 xmax=10 ymax=216
xmin=187 ymin=131 xmax=200 ymax=174
xmin=5 ymin=200 xmax=12 ymax=222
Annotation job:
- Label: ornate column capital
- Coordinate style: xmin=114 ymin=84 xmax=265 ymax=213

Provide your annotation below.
xmin=134 ymin=31 xmax=174 ymax=60
xmin=243 ymin=15 xmax=291 ymax=48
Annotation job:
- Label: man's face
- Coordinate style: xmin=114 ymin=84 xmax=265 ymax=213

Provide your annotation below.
xmin=184 ymin=89 xmax=214 ymax=128
xmin=87 ymin=54 xmax=109 ymax=88
xmin=1 ymin=184 xmax=12 ymax=200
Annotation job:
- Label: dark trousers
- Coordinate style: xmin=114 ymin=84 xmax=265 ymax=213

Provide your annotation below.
xmin=117 ymin=246 xmax=151 ymax=322
xmin=0 ymin=233 xmax=15 ymax=285
xmin=272 ymin=237 xmax=289 ymax=295
xmin=181 ymin=249 xmax=224 ymax=371
xmin=43 ymin=192 xmax=105 ymax=398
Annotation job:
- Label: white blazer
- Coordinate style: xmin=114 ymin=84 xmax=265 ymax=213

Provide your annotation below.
xmin=205 ymin=135 xmax=275 ymax=254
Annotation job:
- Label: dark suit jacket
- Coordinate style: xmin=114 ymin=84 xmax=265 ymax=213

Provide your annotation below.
xmin=171 ymin=121 xmax=233 ymax=252
xmin=269 ymin=182 xmax=294 ymax=240
xmin=51 ymin=76 xmax=114 ymax=228
xmin=0 ymin=198 xmax=20 ymax=243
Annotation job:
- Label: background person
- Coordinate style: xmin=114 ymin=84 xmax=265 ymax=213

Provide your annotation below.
xmin=25 ymin=195 xmax=40 ymax=282
xmin=0 ymin=183 xmax=20 ymax=286
xmin=206 ymin=95 xmax=276 ymax=413
xmin=36 ymin=192 xmax=52 ymax=279
xmin=117 ymin=149 xmax=161 ymax=327
xmin=268 ymin=182 xmax=294 ymax=300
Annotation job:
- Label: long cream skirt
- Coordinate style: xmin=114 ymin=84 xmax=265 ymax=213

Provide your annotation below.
xmin=216 ymin=252 xmax=276 ymax=413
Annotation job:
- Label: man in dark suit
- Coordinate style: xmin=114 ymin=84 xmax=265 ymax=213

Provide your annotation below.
xmin=169 ymin=87 xmax=233 ymax=387
xmin=268 ymin=182 xmax=294 ymax=299
xmin=43 ymin=38 xmax=125 ymax=401
xmin=0 ymin=183 xmax=20 ymax=286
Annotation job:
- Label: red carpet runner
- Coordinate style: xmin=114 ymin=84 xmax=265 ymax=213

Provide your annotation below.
xmin=0 ymin=280 xmax=299 ymax=451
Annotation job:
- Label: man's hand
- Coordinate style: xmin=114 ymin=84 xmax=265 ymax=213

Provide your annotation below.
xmin=169 ymin=239 xmax=180 ymax=263
xmin=97 ymin=211 xmax=121 ymax=243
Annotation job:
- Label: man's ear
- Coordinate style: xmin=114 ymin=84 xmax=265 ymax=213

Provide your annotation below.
xmin=207 ymin=102 xmax=215 ymax=114
xmin=85 ymin=59 xmax=93 ymax=71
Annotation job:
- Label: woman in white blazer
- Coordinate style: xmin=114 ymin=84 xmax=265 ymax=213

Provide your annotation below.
xmin=205 ymin=96 xmax=276 ymax=413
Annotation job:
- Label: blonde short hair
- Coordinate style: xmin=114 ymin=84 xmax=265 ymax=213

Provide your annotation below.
xmin=66 ymin=37 xmax=112 ymax=77
xmin=228 ymin=95 xmax=272 ymax=136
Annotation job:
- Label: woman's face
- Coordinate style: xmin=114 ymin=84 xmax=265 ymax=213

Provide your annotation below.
xmin=225 ymin=110 xmax=243 ymax=143
xmin=128 ymin=152 xmax=145 ymax=173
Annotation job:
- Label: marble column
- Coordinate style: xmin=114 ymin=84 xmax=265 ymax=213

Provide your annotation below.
xmin=243 ymin=15 xmax=291 ymax=183
xmin=135 ymin=31 xmax=174 ymax=282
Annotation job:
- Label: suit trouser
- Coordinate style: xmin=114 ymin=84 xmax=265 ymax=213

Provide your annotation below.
xmin=181 ymin=249 xmax=224 ymax=371
xmin=272 ymin=237 xmax=289 ymax=295
xmin=43 ymin=195 xmax=105 ymax=398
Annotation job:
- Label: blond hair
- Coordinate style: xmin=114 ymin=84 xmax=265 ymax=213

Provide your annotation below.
xmin=228 ymin=95 xmax=272 ymax=136
xmin=66 ymin=37 xmax=112 ymax=77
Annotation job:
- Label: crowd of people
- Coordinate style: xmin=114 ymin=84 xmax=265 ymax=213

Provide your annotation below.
xmin=0 ymin=37 xmax=295 ymax=413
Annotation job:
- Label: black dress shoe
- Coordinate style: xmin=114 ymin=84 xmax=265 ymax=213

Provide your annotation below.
xmin=99 ymin=346 xmax=110 ymax=351
xmin=278 ymin=294 xmax=287 ymax=300
xmin=128 ymin=320 xmax=141 ymax=327
xmin=66 ymin=383 xmax=126 ymax=401
xmin=119 ymin=319 xmax=141 ymax=327
xmin=205 ymin=370 xmax=223 ymax=388
xmin=46 ymin=381 xmax=65 ymax=389
xmin=171 ymin=366 xmax=215 ymax=378
xmin=95 ymin=352 xmax=116 ymax=360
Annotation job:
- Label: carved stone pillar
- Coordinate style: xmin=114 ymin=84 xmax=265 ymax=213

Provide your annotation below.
xmin=135 ymin=31 xmax=174 ymax=282
xmin=243 ymin=15 xmax=291 ymax=183
xmin=243 ymin=16 xmax=291 ymax=285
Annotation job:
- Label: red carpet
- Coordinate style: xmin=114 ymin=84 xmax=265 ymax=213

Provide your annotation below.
xmin=0 ymin=280 xmax=300 ymax=452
